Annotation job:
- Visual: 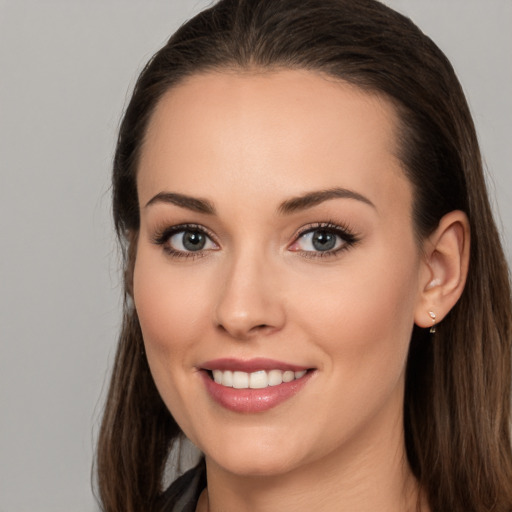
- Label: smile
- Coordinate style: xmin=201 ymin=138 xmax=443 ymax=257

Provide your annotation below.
xmin=200 ymin=358 xmax=315 ymax=413
xmin=211 ymin=369 xmax=308 ymax=389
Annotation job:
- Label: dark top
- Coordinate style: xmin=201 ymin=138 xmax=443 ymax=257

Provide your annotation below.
xmin=160 ymin=460 xmax=207 ymax=512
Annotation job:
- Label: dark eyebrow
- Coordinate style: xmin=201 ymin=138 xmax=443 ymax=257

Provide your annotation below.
xmin=145 ymin=192 xmax=216 ymax=214
xmin=278 ymin=187 xmax=375 ymax=215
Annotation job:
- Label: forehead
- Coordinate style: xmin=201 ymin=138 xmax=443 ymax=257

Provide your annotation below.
xmin=138 ymin=69 xmax=411 ymax=216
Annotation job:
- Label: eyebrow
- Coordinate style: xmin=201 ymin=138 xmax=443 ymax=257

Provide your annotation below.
xmin=145 ymin=192 xmax=216 ymax=214
xmin=277 ymin=187 xmax=375 ymax=214
xmin=144 ymin=186 xmax=375 ymax=216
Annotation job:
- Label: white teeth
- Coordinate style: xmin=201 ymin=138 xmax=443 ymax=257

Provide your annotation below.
xmin=282 ymin=370 xmax=295 ymax=383
xmin=268 ymin=369 xmax=283 ymax=386
xmin=233 ymin=371 xmax=249 ymax=389
xmin=222 ymin=370 xmax=233 ymax=387
xmin=210 ymin=368 xmax=308 ymax=389
xmin=249 ymin=370 xmax=268 ymax=389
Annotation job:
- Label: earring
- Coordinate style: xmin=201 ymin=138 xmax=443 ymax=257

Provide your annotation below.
xmin=428 ymin=311 xmax=436 ymax=334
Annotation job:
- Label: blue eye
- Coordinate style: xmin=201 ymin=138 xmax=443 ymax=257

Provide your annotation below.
xmin=169 ymin=230 xmax=214 ymax=252
xmin=289 ymin=223 xmax=358 ymax=256
xmin=301 ymin=229 xmax=340 ymax=251
xmin=153 ymin=225 xmax=218 ymax=257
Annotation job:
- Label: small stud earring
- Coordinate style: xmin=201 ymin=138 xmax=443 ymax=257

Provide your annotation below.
xmin=428 ymin=311 xmax=436 ymax=334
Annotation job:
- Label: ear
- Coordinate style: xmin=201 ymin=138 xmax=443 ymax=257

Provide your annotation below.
xmin=414 ymin=210 xmax=470 ymax=329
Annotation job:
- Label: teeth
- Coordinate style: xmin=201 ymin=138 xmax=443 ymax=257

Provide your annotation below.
xmin=210 ymin=369 xmax=308 ymax=389
xmin=268 ymin=369 xmax=283 ymax=386
xmin=249 ymin=370 xmax=268 ymax=389
xmin=282 ymin=370 xmax=295 ymax=383
xmin=233 ymin=371 xmax=249 ymax=389
xmin=221 ymin=370 xmax=233 ymax=387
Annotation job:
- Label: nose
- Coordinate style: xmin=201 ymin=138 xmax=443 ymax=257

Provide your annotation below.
xmin=214 ymin=250 xmax=286 ymax=341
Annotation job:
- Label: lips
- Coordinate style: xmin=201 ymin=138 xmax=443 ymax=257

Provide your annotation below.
xmin=199 ymin=358 xmax=315 ymax=413
xmin=201 ymin=357 xmax=310 ymax=373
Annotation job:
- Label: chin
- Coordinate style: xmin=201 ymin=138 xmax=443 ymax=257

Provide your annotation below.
xmin=208 ymin=452 xmax=300 ymax=478
xmin=200 ymin=434 xmax=306 ymax=477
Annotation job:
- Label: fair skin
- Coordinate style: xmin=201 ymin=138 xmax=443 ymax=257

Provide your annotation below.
xmin=133 ymin=69 xmax=469 ymax=512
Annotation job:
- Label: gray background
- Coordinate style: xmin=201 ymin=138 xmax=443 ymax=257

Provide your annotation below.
xmin=0 ymin=1 xmax=510 ymax=511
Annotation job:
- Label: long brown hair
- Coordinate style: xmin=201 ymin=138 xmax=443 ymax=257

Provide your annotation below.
xmin=96 ymin=1 xmax=512 ymax=510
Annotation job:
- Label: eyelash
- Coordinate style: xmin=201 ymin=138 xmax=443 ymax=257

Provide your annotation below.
xmin=151 ymin=221 xmax=359 ymax=260
xmin=152 ymin=223 xmax=218 ymax=260
xmin=291 ymin=221 xmax=360 ymax=259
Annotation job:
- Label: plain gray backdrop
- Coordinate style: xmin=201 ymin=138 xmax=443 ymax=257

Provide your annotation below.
xmin=0 ymin=1 xmax=510 ymax=511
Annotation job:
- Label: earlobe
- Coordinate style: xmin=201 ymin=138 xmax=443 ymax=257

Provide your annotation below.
xmin=414 ymin=210 xmax=470 ymax=329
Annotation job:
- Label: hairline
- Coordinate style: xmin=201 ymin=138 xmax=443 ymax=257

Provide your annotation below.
xmin=134 ymin=63 xmax=423 ymax=241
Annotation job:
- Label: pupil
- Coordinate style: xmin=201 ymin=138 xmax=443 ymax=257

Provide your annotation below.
xmin=312 ymin=230 xmax=336 ymax=251
xmin=183 ymin=231 xmax=205 ymax=251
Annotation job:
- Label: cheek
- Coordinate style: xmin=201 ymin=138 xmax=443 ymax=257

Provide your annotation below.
xmin=132 ymin=246 xmax=213 ymax=396
xmin=296 ymin=243 xmax=420 ymax=385
xmin=132 ymin=247 xmax=217 ymax=435
xmin=134 ymin=253 xmax=204 ymax=345
xmin=282 ymin=246 xmax=421 ymax=458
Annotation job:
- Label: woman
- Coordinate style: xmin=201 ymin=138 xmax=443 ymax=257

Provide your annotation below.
xmin=96 ymin=0 xmax=512 ymax=511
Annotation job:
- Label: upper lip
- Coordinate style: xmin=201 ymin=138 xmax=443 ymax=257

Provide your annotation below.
xmin=200 ymin=357 xmax=311 ymax=373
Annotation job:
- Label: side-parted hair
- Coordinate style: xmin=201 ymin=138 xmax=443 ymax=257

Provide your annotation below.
xmin=96 ymin=1 xmax=512 ymax=511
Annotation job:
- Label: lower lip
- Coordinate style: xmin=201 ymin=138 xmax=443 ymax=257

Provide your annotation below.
xmin=200 ymin=370 xmax=314 ymax=413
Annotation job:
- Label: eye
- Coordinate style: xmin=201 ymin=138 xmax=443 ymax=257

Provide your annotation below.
xmin=153 ymin=224 xmax=218 ymax=258
xmin=169 ymin=229 xmax=215 ymax=252
xmin=288 ymin=223 xmax=358 ymax=257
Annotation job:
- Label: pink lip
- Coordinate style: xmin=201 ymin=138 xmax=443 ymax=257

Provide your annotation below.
xmin=199 ymin=358 xmax=315 ymax=413
xmin=200 ymin=357 xmax=310 ymax=373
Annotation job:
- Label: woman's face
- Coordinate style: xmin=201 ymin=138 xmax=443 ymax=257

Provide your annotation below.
xmin=134 ymin=70 xmax=426 ymax=476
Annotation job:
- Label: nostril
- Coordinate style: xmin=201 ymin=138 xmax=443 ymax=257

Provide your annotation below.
xmin=215 ymin=321 xmax=276 ymax=341
xmin=248 ymin=324 xmax=273 ymax=335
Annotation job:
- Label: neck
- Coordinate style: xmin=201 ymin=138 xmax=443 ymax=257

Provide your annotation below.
xmin=200 ymin=407 xmax=426 ymax=512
